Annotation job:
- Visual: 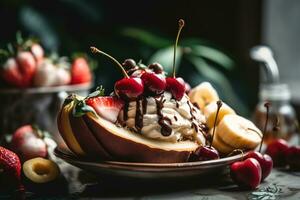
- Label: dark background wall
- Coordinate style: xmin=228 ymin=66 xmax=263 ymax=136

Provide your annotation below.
xmin=0 ymin=0 xmax=263 ymax=115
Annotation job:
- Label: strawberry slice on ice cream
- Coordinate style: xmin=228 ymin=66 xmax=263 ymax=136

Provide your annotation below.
xmin=86 ymin=96 xmax=124 ymax=123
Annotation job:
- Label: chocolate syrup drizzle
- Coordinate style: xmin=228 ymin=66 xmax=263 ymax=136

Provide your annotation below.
xmin=187 ymin=100 xmax=196 ymax=120
xmin=155 ymin=95 xmax=172 ymax=136
xmin=123 ymin=101 xmax=129 ymax=122
xmin=142 ymin=98 xmax=147 ymax=114
xmin=135 ymin=99 xmax=143 ymax=132
xmin=187 ymin=100 xmax=208 ymax=139
xmin=121 ymin=94 xmax=208 ymax=141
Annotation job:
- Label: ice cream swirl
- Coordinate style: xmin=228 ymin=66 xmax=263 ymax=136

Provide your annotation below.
xmin=118 ymin=92 xmax=207 ymax=144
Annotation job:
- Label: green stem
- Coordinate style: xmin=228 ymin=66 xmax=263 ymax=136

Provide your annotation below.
xmin=210 ymin=100 xmax=222 ymax=148
xmin=172 ymin=19 xmax=185 ymax=78
xmin=90 ymin=46 xmax=129 ymax=78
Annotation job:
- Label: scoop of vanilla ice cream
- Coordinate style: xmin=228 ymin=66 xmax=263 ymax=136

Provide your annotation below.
xmin=118 ymin=92 xmax=207 ymax=144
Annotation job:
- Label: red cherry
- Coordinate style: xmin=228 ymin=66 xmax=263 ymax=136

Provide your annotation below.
xmin=141 ymin=72 xmax=166 ymax=95
xmin=245 ymin=102 xmax=272 ymax=182
xmin=166 ymin=77 xmax=186 ymax=100
xmin=286 ymin=146 xmax=300 ymax=170
xmin=191 ymin=146 xmax=219 ymax=161
xmin=114 ymin=77 xmax=144 ymax=99
xmin=91 ymin=47 xmax=144 ymax=99
xmin=265 ymin=139 xmax=289 ymax=167
xmin=246 ymin=151 xmax=273 ymax=181
xmin=230 ymin=158 xmax=262 ymax=189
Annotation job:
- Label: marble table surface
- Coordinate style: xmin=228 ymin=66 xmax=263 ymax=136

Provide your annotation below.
xmin=4 ymin=160 xmax=299 ymax=200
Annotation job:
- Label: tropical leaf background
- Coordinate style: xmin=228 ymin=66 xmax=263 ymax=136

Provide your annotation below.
xmin=0 ymin=0 xmax=261 ymax=116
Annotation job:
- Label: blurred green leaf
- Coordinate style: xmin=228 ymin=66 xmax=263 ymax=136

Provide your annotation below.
xmin=148 ymin=46 xmax=182 ymax=75
xmin=190 ymin=45 xmax=235 ymax=70
xmin=19 ymin=6 xmax=58 ymax=51
xmin=121 ymin=28 xmax=172 ymax=49
xmin=187 ymin=55 xmax=248 ymax=115
xmin=59 ymin=0 xmax=102 ymax=23
xmin=182 ymin=38 xmax=212 ymax=46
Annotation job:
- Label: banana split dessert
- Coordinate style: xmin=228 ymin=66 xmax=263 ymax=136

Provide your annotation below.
xmin=57 ymin=20 xmax=262 ymax=163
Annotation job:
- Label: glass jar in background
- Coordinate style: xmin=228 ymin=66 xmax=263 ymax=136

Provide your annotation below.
xmin=253 ymin=83 xmax=298 ymax=144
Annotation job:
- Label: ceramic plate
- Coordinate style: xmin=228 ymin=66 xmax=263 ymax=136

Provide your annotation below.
xmin=54 ymin=147 xmax=248 ymax=180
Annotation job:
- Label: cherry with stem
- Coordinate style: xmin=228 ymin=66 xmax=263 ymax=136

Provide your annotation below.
xmin=166 ymin=19 xmax=186 ymax=100
xmin=191 ymin=100 xmax=221 ymax=161
xmin=90 ymin=46 xmax=144 ymax=99
xmin=246 ymin=101 xmax=273 ymax=181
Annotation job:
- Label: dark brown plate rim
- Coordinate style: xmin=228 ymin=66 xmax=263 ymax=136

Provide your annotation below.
xmin=55 ymin=147 xmax=248 ymax=169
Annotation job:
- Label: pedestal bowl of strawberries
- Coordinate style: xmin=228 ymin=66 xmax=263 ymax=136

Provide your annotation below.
xmin=0 ymin=36 xmax=93 ymax=143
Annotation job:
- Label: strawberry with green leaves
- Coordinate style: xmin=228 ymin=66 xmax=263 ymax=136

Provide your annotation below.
xmin=0 ymin=34 xmax=44 ymax=88
xmin=73 ymin=86 xmax=124 ymax=123
xmin=71 ymin=57 xmax=92 ymax=85
xmin=1 ymin=52 xmax=37 ymax=88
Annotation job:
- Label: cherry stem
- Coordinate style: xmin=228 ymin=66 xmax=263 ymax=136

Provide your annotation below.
xmin=172 ymin=19 xmax=185 ymax=78
xmin=227 ymin=149 xmax=244 ymax=158
xmin=247 ymin=128 xmax=263 ymax=138
xmin=90 ymin=46 xmax=129 ymax=78
xmin=259 ymin=102 xmax=270 ymax=153
xmin=210 ymin=100 xmax=222 ymax=148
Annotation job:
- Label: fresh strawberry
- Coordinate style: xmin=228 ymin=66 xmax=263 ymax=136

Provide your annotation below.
xmin=1 ymin=58 xmax=24 ymax=87
xmin=10 ymin=125 xmax=47 ymax=162
xmin=2 ymin=51 xmax=37 ymax=88
xmin=34 ymin=58 xmax=71 ymax=87
xmin=71 ymin=57 xmax=92 ymax=84
xmin=54 ymin=67 xmax=71 ymax=86
xmin=33 ymin=59 xmax=57 ymax=87
xmin=16 ymin=51 xmax=37 ymax=87
xmin=86 ymin=96 xmax=124 ymax=123
xmin=0 ymin=146 xmax=22 ymax=191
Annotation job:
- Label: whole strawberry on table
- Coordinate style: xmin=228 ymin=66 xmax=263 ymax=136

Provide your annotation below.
xmin=0 ymin=124 xmax=62 ymax=195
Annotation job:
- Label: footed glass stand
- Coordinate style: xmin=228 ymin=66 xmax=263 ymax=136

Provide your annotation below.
xmin=0 ymin=83 xmax=91 ymax=144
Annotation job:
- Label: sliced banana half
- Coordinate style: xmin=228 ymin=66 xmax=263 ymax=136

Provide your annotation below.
xmin=217 ymin=114 xmax=262 ymax=150
xmin=188 ymin=82 xmax=219 ymax=111
xmin=211 ymin=127 xmax=235 ymax=154
xmin=203 ymin=101 xmax=236 ymax=129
